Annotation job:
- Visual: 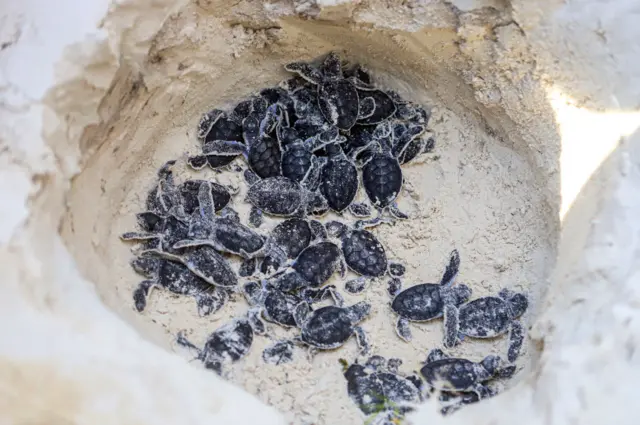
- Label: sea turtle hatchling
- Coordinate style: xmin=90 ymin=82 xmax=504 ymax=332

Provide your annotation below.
xmin=341 ymin=355 xmax=424 ymax=417
xmin=419 ymin=348 xmax=515 ymax=399
xmin=259 ymin=217 xmax=319 ymax=275
xmin=389 ymin=250 xmax=472 ymax=342
xmin=172 ymin=181 xmax=266 ymax=259
xmin=244 ymin=171 xmax=328 ymax=224
xmin=325 ymin=220 xmax=388 ymax=294
xmin=141 ymin=244 xmax=237 ymax=289
xmin=271 ymin=240 xmax=345 ymax=293
xmin=359 ymin=121 xmax=425 ymax=224
xmin=242 ymin=103 xmax=285 ymax=179
xmin=291 ymin=300 xmax=372 ymax=354
xmin=130 ymin=256 xmax=228 ymax=317
xmin=319 ymin=142 xmax=360 ymax=214
xmin=176 ymin=316 xmax=263 ymax=376
xmin=280 ymin=126 xmax=339 ymax=184
xmin=178 ymin=179 xmax=235 ymax=215
xmin=443 ymin=288 xmax=529 ymax=363
xmin=285 ymin=51 xmax=375 ymax=130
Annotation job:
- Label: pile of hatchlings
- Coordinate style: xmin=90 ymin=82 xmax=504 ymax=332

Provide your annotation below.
xmin=121 ymin=52 xmax=528 ymax=424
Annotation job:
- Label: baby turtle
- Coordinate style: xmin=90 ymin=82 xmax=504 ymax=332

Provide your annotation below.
xmin=272 ymin=241 xmax=345 ymax=293
xmin=244 ymin=172 xmax=328 ymax=222
xmin=176 ymin=316 xmax=261 ymax=376
xmin=420 ymin=348 xmax=514 ymax=399
xmin=173 ymin=181 xmax=265 ymax=258
xmin=142 ymin=245 xmax=237 ymax=289
xmin=342 ymin=355 xmax=423 ymax=416
xmin=244 ymin=280 xmax=342 ymax=328
xmin=131 ymin=256 xmax=228 ymax=317
xmin=292 ymin=300 xmax=372 ymax=354
xmin=325 ymin=220 xmax=388 ymax=294
xmin=259 ymin=217 xmax=316 ymax=274
xmin=178 ymin=179 xmax=234 ymax=215
xmin=360 ymin=121 xmax=425 ymax=223
xmin=348 ymin=77 xmax=398 ymax=125
xmin=189 ymin=110 xmax=245 ymax=170
xmin=121 ymin=214 xmax=190 ymax=255
xmin=389 ymin=250 xmax=472 ymax=342
xmin=280 ymin=127 xmax=338 ymax=184
xmin=319 ymin=142 xmax=360 ymax=214
xmin=144 ymin=160 xmax=188 ymax=221
xmin=443 ymin=288 xmax=528 ymax=363
xmin=242 ymin=104 xmax=284 ymax=179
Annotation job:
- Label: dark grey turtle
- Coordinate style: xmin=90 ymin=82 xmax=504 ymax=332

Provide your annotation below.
xmin=244 ymin=280 xmax=303 ymax=328
xmin=389 ymin=250 xmax=472 ymax=342
xmin=242 ymin=104 xmax=284 ymax=179
xmin=292 ymin=300 xmax=372 ymax=353
xmin=262 ymin=340 xmax=295 ymax=365
xmin=280 ymin=127 xmax=339 ymax=184
xmin=173 ymin=181 xmax=265 ymax=258
xmin=197 ymin=109 xmax=225 ymax=141
xmin=176 ymin=316 xmax=261 ymax=376
xmin=259 ymin=218 xmax=314 ymax=275
xmin=348 ymin=77 xmax=398 ymax=125
xmin=131 ymin=256 xmax=228 ymax=317
xmin=142 ymin=245 xmax=237 ymax=289
xmin=326 ymin=220 xmax=388 ymax=294
xmin=272 ymin=241 xmax=345 ymax=293
xmin=201 ymin=111 xmax=244 ymax=144
xmin=285 ymin=52 xmax=374 ymax=131
xmin=320 ymin=142 xmax=359 ymax=213
xmin=360 ymin=121 xmax=425 ymax=224
xmin=443 ymin=288 xmax=528 ymax=363
xmin=390 ymin=121 xmax=431 ymax=166
xmin=244 ymin=173 xmax=328 ymax=221
xmin=342 ymin=355 xmax=423 ymax=416
xmin=178 ymin=179 xmax=234 ymax=215
xmin=121 ymin=214 xmax=189 ymax=255
xmin=398 ymin=135 xmax=435 ymax=165
xmin=144 ymin=160 xmax=188 ymax=220
xmin=189 ymin=109 xmax=245 ymax=170
xmin=420 ymin=349 xmax=514 ymax=399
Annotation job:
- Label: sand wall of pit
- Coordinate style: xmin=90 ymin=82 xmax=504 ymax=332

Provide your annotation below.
xmin=1 ymin=1 xmax=639 ymax=425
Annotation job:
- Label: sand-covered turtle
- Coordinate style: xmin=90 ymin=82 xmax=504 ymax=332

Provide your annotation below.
xmin=325 ymin=220 xmax=388 ymax=294
xmin=389 ymin=250 xmax=471 ymax=342
xmin=292 ymin=300 xmax=372 ymax=354
xmin=280 ymin=127 xmax=338 ymax=184
xmin=121 ymin=214 xmax=189 ymax=255
xmin=419 ymin=349 xmax=514 ymax=399
xmin=443 ymin=288 xmax=528 ymax=362
xmin=242 ymin=104 xmax=285 ymax=179
xmin=144 ymin=160 xmax=188 ymax=221
xmin=347 ymin=71 xmax=398 ymax=125
xmin=319 ymin=142 xmax=360 ymax=214
xmin=130 ymin=256 xmax=228 ymax=317
xmin=259 ymin=218 xmax=317 ymax=275
xmin=178 ymin=179 xmax=234 ymax=215
xmin=188 ymin=109 xmax=245 ymax=170
xmin=342 ymin=355 xmax=423 ymax=417
xmin=176 ymin=316 xmax=262 ymax=376
xmin=142 ymin=245 xmax=237 ymax=289
xmin=244 ymin=171 xmax=328 ymax=223
xmin=359 ymin=121 xmax=426 ymax=224
xmin=272 ymin=241 xmax=345 ymax=293
xmin=172 ymin=181 xmax=266 ymax=258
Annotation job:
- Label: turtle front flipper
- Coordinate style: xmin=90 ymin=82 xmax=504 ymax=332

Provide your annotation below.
xmin=133 ymin=280 xmax=156 ymax=312
xmin=396 ymin=317 xmax=412 ymax=342
xmin=440 ymin=249 xmax=461 ymax=286
xmin=353 ymin=326 xmax=370 ymax=355
xmin=443 ymin=304 xmax=461 ymax=348
xmin=507 ymin=320 xmax=525 ymax=363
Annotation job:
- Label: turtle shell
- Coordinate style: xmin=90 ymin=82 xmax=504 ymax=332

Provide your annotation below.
xmin=248 ymin=135 xmax=282 ymax=179
xmin=263 ymin=290 xmax=300 ymax=327
xmin=362 ymin=153 xmax=403 ymax=208
xmin=204 ymin=319 xmax=254 ymax=362
xmin=213 ymin=217 xmax=265 ymax=256
xmin=156 ymin=259 xmax=212 ymax=294
xmin=347 ymin=369 xmax=420 ymax=415
xmin=301 ymin=306 xmax=353 ymax=349
xmin=293 ymin=241 xmax=342 ymax=287
xmin=281 ymin=144 xmax=313 ymax=183
xmin=181 ymin=246 xmax=237 ymax=288
xmin=356 ymin=89 xmax=397 ymax=125
xmin=179 ymin=180 xmax=231 ymax=214
xmin=320 ymin=154 xmax=358 ymax=213
xmin=204 ymin=116 xmax=243 ymax=144
xmin=246 ymin=177 xmax=303 ymax=216
xmin=420 ymin=358 xmax=480 ymax=392
xmin=269 ymin=218 xmax=312 ymax=259
xmin=342 ymin=229 xmax=387 ymax=277
xmin=318 ymin=80 xmax=360 ymax=130
xmin=458 ymin=297 xmax=511 ymax=338
xmin=391 ymin=284 xmax=444 ymax=321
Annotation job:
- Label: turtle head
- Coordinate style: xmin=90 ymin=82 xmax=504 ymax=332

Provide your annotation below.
xmin=343 ymin=361 xmax=367 ymax=381
xmin=480 ymin=355 xmax=502 ymax=376
xmin=325 ymin=220 xmax=349 ymax=239
xmin=450 ymin=283 xmax=472 ymax=306
xmin=508 ymin=293 xmax=529 ymax=319
xmin=348 ymin=301 xmax=372 ymax=323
